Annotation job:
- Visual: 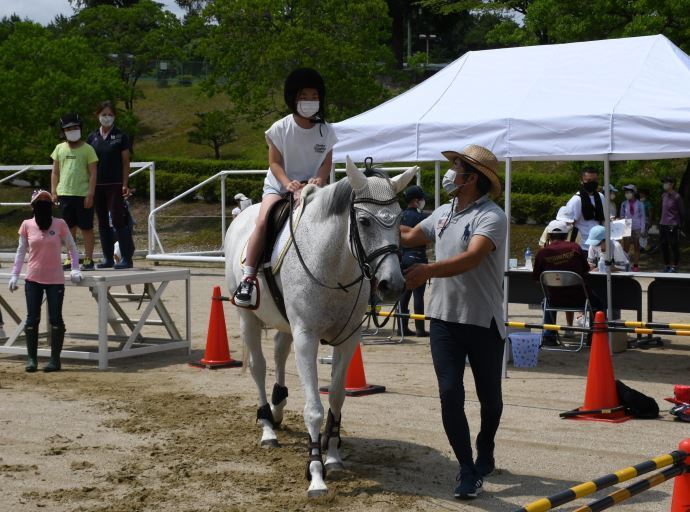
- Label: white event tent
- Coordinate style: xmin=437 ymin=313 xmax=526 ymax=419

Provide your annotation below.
xmin=332 ymin=34 xmax=690 ymax=333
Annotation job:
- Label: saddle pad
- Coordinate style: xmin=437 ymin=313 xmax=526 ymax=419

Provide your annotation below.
xmin=239 ymin=197 xmax=307 ymax=273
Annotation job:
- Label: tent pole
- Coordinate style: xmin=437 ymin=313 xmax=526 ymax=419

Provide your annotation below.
xmin=603 ymin=155 xmax=613 ymax=351
xmin=502 ymin=157 xmax=512 ymax=379
xmin=434 ymin=161 xmax=440 ymax=209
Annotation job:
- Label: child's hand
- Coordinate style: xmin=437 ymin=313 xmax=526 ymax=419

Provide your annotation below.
xmin=286 ymin=180 xmax=302 ymax=193
xmin=8 ymin=276 xmax=18 ymax=292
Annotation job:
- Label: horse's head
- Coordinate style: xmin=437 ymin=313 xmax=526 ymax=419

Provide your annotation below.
xmin=344 ymin=156 xmax=418 ymax=301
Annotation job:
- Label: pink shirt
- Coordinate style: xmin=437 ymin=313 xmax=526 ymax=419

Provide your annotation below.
xmin=18 ymin=218 xmax=71 ymax=284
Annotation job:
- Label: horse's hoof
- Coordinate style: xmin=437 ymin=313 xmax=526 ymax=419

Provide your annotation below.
xmin=307 ymin=488 xmax=328 ymax=498
xmin=260 ymin=439 xmax=279 ymax=448
xmin=325 ymin=462 xmax=345 ymax=473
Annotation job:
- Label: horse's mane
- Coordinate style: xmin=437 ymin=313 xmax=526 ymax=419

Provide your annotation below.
xmin=308 ymin=169 xmax=390 ymax=218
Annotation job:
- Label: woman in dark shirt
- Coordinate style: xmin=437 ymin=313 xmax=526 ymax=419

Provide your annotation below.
xmin=87 ymin=101 xmax=135 ymax=269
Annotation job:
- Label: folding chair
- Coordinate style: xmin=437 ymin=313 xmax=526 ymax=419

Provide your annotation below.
xmin=539 ymin=270 xmax=592 ymax=352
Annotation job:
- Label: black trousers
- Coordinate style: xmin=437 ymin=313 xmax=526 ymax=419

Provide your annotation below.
xmin=660 ymin=224 xmax=680 ymax=266
xmin=429 ymin=318 xmax=504 ymax=468
xmin=25 ymin=280 xmax=64 ymax=328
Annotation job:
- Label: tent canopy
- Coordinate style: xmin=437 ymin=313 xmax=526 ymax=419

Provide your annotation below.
xmin=333 ymin=35 xmax=690 ymax=163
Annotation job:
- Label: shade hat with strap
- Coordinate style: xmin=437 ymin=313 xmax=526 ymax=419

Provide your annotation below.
xmin=441 ymin=144 xmax=502 ymax=198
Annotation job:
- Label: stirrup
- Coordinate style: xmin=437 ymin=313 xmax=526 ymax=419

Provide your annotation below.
xmin=232 ymin=276 xmax=260 ymax=310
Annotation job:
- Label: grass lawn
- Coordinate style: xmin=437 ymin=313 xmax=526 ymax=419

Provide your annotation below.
xmin=134 ymin=79 xmax=267 ymax=162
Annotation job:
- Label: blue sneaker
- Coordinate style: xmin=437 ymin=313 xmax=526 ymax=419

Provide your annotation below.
xmin=454 ymin=465 xmax=483 ymax=499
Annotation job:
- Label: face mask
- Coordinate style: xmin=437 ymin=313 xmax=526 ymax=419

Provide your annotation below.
xmin=663 ymin=183 xmax=672 ymax=191
xmin=583 ymin=181 xmax=598 ymax=193
xmin=610 ymin=194 xmax=616 ymax=201
xmin=99 ymin=115 xmax=114 ymax=127
xmin=442 ymin=169 xmax=458 ymax=195
xmin=417 ymin=199 xmax=425 ymax=212
xmin=65 ymin=129 xmax=81 ymax=142
xmin=296 ymin=100 xmax=320 ymax=118
xmin=625 ymin=192 xmax=634 ymax=200
xmin=33 ymin=201 xmax=52 ymax=230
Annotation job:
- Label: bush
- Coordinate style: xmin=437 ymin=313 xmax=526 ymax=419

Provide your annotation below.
xmin=510 ymin=193 xmax=572 ymax=224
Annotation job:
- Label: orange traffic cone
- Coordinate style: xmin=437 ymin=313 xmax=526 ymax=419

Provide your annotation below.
xmin=189 ymin=286 xmax=242 ymax=369
xmin=564 ymin=311 xmax=631 ymax=423
xmin=671 ymin=438 xmax=690 ymax=511
xmin=320 ymin=343 xmax=386 ymax=397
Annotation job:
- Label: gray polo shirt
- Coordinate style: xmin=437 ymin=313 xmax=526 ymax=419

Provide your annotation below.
xmin=419 ymin=195 xmax=507 ymax=338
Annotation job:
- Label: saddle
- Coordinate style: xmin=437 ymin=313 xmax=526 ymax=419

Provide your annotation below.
xmin=260 ymin=196 xmax=292 ymax=321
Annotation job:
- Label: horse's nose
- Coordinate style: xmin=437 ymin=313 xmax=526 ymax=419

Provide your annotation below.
xmin=377 ymin=278 xmax=403 ymax=302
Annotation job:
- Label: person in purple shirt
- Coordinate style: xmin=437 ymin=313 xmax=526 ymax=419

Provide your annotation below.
xmin=620 ymin=184 xmax=645 ymax=272
xmin=660 ymin=176 xmax=684 ymax=273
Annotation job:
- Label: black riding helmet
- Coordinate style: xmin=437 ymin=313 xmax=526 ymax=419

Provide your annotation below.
xmin=283 ymin=68 xmax=326 ymax=119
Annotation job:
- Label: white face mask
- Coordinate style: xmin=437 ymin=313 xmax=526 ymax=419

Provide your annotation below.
xmin=442 ymin=169 xmax=458 ymax=195
xmin=296 ymin=100 xmax=320 ymax=118
xmin=417 ymin=199 xmax=425 ymax=212
xmin=99 ymin=115 xmax=114 ymax=127
xmin=65 ymin=129 xmax=81 ymax=142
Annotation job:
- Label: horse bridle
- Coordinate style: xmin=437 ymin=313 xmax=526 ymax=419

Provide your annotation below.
xmin=288 ymin=190 xmax=402 ymax=345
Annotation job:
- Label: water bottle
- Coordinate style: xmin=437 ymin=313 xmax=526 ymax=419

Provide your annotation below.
xmin=598 ymin=257 xmax=606 ymax=273
xmin=524 ymin=247 xmax=533 ymax=270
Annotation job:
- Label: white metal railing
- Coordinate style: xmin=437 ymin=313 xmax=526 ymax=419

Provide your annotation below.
xmin=1 ymin=161 xmax=155 ymax=250
xmin=146 ymin=164 xmax=425 ymax=264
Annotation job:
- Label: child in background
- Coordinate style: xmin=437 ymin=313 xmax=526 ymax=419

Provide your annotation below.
xmin=585 ymin=225 xmax=630 ymax=272
xmin=51 ymin=113 xmax=98 ymax=270
xmin=619 ymin=184 xmax=645 ymax=271
xmin=8 ymin=190 xmax=83 ymax=372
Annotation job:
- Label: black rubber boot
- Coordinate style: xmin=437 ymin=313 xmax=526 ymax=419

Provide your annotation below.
xmin=43 ymin=325 xmax=65 ymax=372
xmin=415 ymin=319 xmax=429 ymax=337
xmin=114 ymin=226 xmax=134 ymax=269
xmin=97 ymin=229 xmax=115 ymax=268
xmin=24 ymin=324 xmax=38 ymax=373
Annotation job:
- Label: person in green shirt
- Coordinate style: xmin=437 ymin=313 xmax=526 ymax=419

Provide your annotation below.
xmin=50 ymin=113 xmax=98 ymax=270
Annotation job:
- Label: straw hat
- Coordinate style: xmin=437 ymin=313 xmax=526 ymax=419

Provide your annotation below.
xmin=441 ymin=144 xmax=501 ymax=198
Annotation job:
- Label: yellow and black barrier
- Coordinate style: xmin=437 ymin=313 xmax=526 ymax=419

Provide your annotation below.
xmin=573 ymin=463 xmax=686 ymax=512
xmin=367 ymin=309 xmax=690 ymax=337
xmin=513 ymin=450 xmax=687 ymax=512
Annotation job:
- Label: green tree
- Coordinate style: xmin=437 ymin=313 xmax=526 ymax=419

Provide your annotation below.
xmin=201 ymin=0 xmax=395 ymax=122
xmin=68 ymin=0 xmax=141 ymax=8
xmin=71 ymin=0 xmax=183 ymax=111
xmin=187 ymin=110 xmax=238 ymax=159
xmin=0 ymin=22 xmax=125 ymax=162
xmin=420 ymin=0 xmax=690 ymax=52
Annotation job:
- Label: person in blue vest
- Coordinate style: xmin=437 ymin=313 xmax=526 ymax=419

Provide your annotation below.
xmin=398 ymin=185 xmax=430 ymax=337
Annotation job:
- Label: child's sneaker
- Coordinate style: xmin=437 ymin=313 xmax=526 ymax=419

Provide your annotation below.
xmin=81 ymin=258 xmax=95 ymax=271
xmin=62 ymin=258 xmax=71 ymax=271
xmin=233 ymin=278 xmax=256 ymax=307
xmin=454 ymin=464 xmax=483 ymax=500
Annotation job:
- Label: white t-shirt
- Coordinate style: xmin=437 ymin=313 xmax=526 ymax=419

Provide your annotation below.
xmin=587 ymin=240 xmax=629 ymax=271
xmin=564 ymin=191 xmax=605 ymax=249
xmin=263 ymin=114 xmax=338 ymax=195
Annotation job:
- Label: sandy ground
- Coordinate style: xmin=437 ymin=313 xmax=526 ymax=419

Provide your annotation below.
xmin=1 ymin=267 xmax=689 ymax=511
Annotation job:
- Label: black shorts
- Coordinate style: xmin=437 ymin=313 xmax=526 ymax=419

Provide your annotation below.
xmin=59 ymin=195 xmax=94 ymax=230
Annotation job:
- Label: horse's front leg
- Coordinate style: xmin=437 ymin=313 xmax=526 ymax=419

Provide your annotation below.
xmin=292 ymin=327 xmax=327 ymax=497
xmin=240 ymin=310 xmax=279 ymax=448
xmin=270 ymin=330 xmax=292 ymax=426
xmin=323 ymin=336 xmax=358 ymax=473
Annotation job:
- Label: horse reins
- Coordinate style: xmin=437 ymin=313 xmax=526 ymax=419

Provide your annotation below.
xmin=287 ymin=187 xmax=401 ymax=345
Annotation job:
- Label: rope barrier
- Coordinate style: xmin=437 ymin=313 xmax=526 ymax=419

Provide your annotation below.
xmin=513 ymin=450 xmax=687 ymax=512
xmin=573 ymin=464 xmax=688 ymax=512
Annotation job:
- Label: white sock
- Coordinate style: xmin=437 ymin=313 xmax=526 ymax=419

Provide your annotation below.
xmin=243 ymin=266 xmax=256 ymax=279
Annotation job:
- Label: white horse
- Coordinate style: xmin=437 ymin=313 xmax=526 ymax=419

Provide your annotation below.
xmin=224 ymin=156 xmax=417 ymax=497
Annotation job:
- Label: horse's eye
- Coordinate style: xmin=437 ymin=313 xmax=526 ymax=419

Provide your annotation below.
xmin=358 ymin=217 xmax=371 ymax=227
